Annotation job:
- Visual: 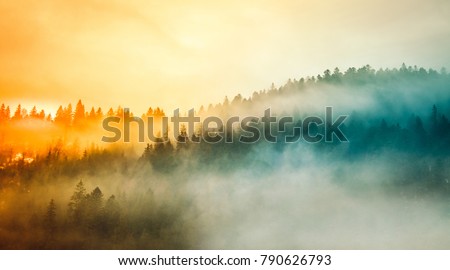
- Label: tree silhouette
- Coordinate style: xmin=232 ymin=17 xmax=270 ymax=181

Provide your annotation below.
xmin=30 ymin=106 xmax=38 ymax=118
xmin=100 ymin=195 xmax=121 ymax=237
xmin=44 ymin=199 xmax=57 ymax=238
xmin=12 ymin=104 xmax=22 ymax=121
xmin=68 ymin=180 xmax=87 ymax=225
xmin=73 ymin=100 xmax=86 ymax=127
xmin=86 ymin=187 xmax=104 ymax=231
xmin=431 ymin=104 xmax=438 ymax=136
xmin=0 ymin=104 xmax=9 ymax=122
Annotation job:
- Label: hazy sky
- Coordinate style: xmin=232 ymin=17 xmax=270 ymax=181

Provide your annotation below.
xmin=1 ymin=0 xmax=450 ymax=114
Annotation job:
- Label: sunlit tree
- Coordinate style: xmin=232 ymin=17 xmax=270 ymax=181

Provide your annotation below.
xmin=73 ymin=100 xmax=86 ymax=127
xmin=12 ymin=104 xmax=22 ymax=121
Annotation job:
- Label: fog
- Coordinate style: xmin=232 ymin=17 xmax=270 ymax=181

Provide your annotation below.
xmin=183 ymin=148 xmax=450 ymax=249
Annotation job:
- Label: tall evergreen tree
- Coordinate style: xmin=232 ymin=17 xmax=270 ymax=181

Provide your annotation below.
xmin=44 ymin=199 xmax=57 ymax=237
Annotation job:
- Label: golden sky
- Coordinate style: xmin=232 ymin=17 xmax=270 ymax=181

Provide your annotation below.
xmin=1 ymin=0 xmax=450 ymax=115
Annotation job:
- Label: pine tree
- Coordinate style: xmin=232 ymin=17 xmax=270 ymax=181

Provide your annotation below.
xmin=0 ymin=103 xmax=6 ymax=122
xmin=73 ymin=100 xmax=86 ymax=127
xmin=86 ymin=187 xmax=104 ymax=231
xmin=107 ymin=108 xmax=114 ymax=116
xmin=12 ymin=104 xmax=22 ymax=120
xmin=68 ymin=180 xmax=87 ymax=224
xmin=5 ymin=106 xmax=10 ymax=120
xmin=0 ymin=104 xmax=10 ymax=122
xmin=146 ymin=107 xmax=154 ymax=116
xmin=101 ymin=195 xmax=121 ymax=236
xmin=30 ymin=106 xmax=38 ymax=118
xmin=38 ymin=109 xmax=46 ymax=120
xmin=44 ymin=199 xmax=57 ymax=237
xmin=96 ymin=107 xmax=103 ymax=120
xmin=54 ymin=105 xmax=64 ymax=125
xmin=88 ymin=107 xmax=96 ymax=120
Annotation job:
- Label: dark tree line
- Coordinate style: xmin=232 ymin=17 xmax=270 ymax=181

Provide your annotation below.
xmin=0 ymin=178 xmax=195 ymax=249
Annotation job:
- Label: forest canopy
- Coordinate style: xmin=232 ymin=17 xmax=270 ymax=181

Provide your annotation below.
xmin=1 ymin=64 xmax=449 ymax=249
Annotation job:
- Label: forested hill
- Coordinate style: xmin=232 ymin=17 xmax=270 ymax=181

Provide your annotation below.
xmin=1 ymin=64 xmax=450 ymax=249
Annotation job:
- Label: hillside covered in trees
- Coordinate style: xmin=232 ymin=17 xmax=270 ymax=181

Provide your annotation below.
xmin=0 ymin=64 xmax=449 ymax=249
